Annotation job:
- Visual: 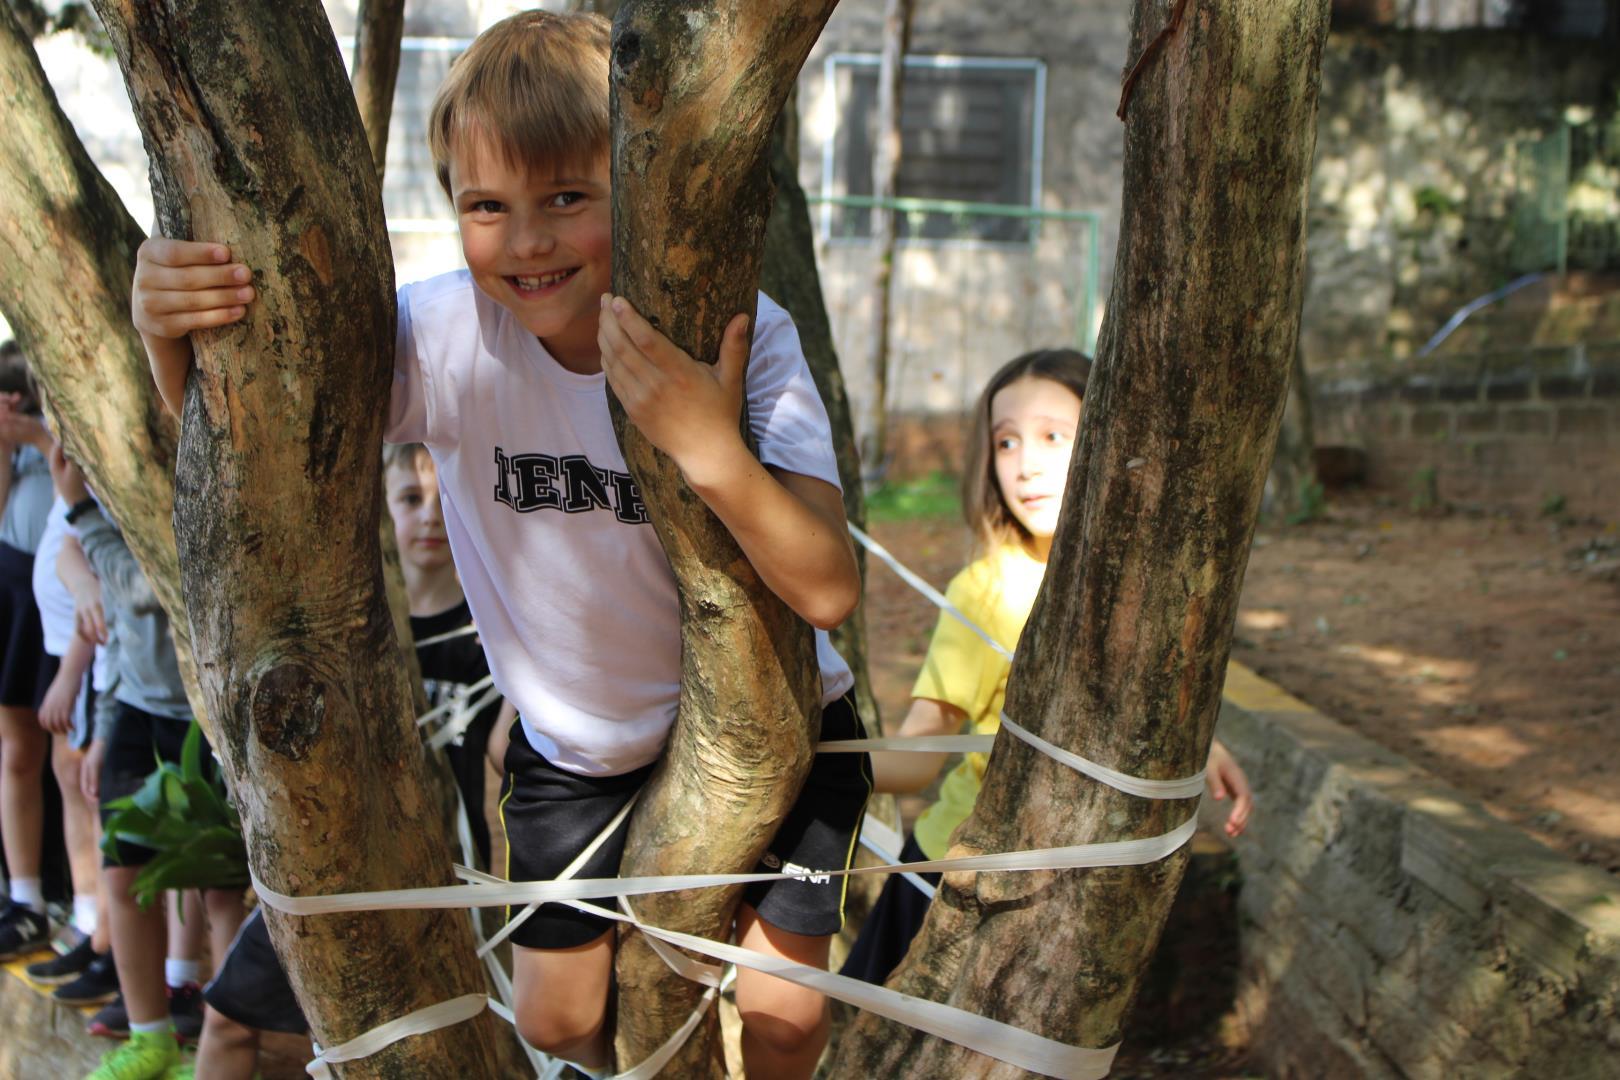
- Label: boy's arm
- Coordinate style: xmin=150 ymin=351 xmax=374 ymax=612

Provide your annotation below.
xmin=871 ymin=697 xmax=967 ymax=794
xmin=55 ymin=461 xmax=160 ymax=617
xmin=131 ymin=238 xmax=256 ymax=416
xmin=598 ymin=298 xmax=859 ymax=629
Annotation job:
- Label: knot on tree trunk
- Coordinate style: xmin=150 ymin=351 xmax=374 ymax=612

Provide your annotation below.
xmin=249 ymin=660 xmax=328 ymax=761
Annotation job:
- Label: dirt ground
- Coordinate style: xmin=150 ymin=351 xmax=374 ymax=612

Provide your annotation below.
xmin=858 ymin=489 xmax=1619 ymax=1076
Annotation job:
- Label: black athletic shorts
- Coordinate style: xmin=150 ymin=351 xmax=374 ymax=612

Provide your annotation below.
xmin=500 ymin=692 xmax=873 ymax=950
xmin=838 ymin=832 xmax=938 ymax=985
xmin=99 ymin=701 xmax=217 ymax=867
xmin=204 ymin=907 xmax=308 ymax=1035
xmin=0 ymin=541 xmax=49 ymax=708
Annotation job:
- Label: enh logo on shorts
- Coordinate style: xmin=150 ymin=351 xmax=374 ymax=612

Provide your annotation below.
xmin=761 ymin=852 xmax=830 ymax=884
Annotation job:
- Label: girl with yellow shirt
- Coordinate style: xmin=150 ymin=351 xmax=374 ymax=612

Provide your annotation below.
xmin=843 ymin=348 xmax=1253 ymax=985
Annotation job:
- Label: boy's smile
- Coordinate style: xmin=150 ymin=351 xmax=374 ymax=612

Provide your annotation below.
xmin=450 ymin=138 xmax=612 ymax=374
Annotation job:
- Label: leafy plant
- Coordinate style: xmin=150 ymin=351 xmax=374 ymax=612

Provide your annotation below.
xmin=100 ymin=724 xmax=248 ymax=909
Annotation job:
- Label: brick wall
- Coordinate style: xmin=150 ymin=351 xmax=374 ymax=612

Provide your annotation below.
xmin=1313 ymin=341 xmax=1620 ymax=518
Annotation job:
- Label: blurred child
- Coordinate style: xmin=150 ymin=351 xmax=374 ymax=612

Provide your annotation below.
xmin=0 ymin=340 xmax=61 ymax=961
xmin=843 ymin=348 xmax=1255 ymax=985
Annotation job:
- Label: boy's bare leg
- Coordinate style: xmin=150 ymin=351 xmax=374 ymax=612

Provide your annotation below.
xmin=171 ymin=889 xmax=204 ymax=974
xmin=203 ymin=887 xmax=246 ymax=977
xmin=105 ymin=867 xmax=168 ymax=1024
xmin=511 ymin=930 xmax=615 ymax=1070
xmin=51 ymin=736 xmax=100 ymax=911
xmin=0 ymin=706 xmax=47 ymax=887
xmin=193 ymin=1007 xmax=262 ymax=1080
xmin=734 ymin=904 xmax=831 ymax=1080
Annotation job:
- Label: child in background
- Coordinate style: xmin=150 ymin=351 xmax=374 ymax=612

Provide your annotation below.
xmin=53 ymin=452 xmax=246 ymax=1080
xmin=0 ymin=340 xmax=63 ymax=961
xmin=174 ymin=440 xmax=515 ymax=1080
xmin=842 ymin=348 xmax=1255 ymax=986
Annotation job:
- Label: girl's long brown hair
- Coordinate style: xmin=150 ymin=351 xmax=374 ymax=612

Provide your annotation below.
xmin=961 ymin=348 xmax=1092 ymax=553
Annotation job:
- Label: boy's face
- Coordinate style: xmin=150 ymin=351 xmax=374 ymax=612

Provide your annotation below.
xmin=449 ymin=135 xmax=612 ymax=372
xmin=385 ymin=451 xmax=452 ymax=574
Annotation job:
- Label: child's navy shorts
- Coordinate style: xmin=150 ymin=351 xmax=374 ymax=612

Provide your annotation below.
xmin=499 ymin=692 xmax=873 ymax=950
xmin=99 ymin=702 xmax=216 ymax=868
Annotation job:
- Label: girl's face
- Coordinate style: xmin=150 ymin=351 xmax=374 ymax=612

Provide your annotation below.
xmin=989 ymin=375 xmax=1082 ymax=552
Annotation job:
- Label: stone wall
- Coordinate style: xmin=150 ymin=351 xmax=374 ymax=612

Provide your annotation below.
xmin=1209 ymin=664 xmax=1620 ymax=1079
xmin=1312 ymin=341 xmax=1620 ymax=517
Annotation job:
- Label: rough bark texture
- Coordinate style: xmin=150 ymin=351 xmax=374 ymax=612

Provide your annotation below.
xmin=606 ymin=1 xmax=840 ymax=1073
xmin=0 ymin=4 xmax=201 ymax=712
xmin=833 ymin=1 xmax=1331 ymax=1074
xmin=351 ymin=0 xmax=405 ymax=179
xmin=860 ymin=0 xmax=913 ymax=485
xmin=761 ymin=89 xmax=879 ymax=736
xmin=87 ymin=3 xmax=500 ymax=1075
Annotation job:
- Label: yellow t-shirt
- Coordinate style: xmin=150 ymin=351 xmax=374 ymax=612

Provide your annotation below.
xmin=910 ymin=543 xmax=1045 ymax=861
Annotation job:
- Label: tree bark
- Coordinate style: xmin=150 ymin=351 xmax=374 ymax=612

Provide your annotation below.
xmin=351 ymin=0 xmax=405 ymax=180
xmin=833 ymin=1 xmax=1330 ymax=1073
xmin=86 ymin=3 xmax=500 ymax=1075
xmin=0 ymin=2 xmax=202 ymax=712
xmin=606 ymin=1 xmax=840 ymax=1073
xmin=860 ymin=0 xmax=914 ymax=486
xmin=762 ymin=88 xmax=880 ymax=738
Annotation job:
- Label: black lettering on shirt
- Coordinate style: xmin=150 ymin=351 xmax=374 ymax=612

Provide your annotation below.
xmin=560 ymin=456 xmax=613 ymax=514
xmin=510 ymin=453 xmax=563 ymax=512
xmin=493 ymin=446 xmax=649 ymax=525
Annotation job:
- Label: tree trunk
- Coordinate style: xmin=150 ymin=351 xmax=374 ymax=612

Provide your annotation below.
xmin=606 ymin=1 xmax=840 ymax=1073
xmin=1268 ymin=331 xmax=1320 ymax=523
xmin=833 ymin=1 xmax=1330 ymax=1073
xmin=87 ymin=3 xmax=501 ymax=1075
xmin=762 ymin=87 xmax=880 ymax=739
xmin=0 ymin=2 xmax=201 ymax=711
xmin=860 ymin=0 xmax=914 ymax=486
xmin=351 ymin=0 xmax=405 ymax=179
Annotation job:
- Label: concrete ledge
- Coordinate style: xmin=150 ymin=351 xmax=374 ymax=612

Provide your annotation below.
xmin=0 ymin=955 xmax=107 ymax=1079
xmin=1206 ymin=662 xmax=1620 ymax=1079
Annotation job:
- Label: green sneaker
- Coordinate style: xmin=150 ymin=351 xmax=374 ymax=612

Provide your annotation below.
xmin=165 ymin=1066 xmax=193 ymax=1080
xmin=84 ymin=1029 xmax=181 ymax=1079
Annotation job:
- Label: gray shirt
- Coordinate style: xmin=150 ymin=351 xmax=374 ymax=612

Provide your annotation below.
xmin=0 ymin=444 xmax=54 ymax=554
xmin=74 ymin=505 xmax=191 ymax=721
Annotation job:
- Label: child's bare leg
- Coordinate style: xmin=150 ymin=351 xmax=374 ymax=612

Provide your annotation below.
xmin=0 ymin=706 xmax=47 ymax=889
xmin=734 ymin=903 xmax=831 ymax=1080
xmin=51 ymin=736 xmax=99 ymax=916
xmin=193 ymin=1007 xmax=262 ymax=1080
xmin=203 ymin=887 xmax=246 ymax=976
xmin=105 ymin=866 xmax=168 ymax=1024
xmin=511 ymin=931 xmax=615 ymax=1070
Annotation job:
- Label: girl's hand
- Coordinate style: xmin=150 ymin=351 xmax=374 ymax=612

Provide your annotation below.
xmin=80 ymin=738 xmax=105 ymax=802
xmin=48 ymin=443 xmax=90 ymax=504
xmin=132 ymin=238 xmax=256 ymax=340
xmin=1205 ymin=739 xmax=1254 ymax=838
xmin=597 ymin=295 xmax=750 ymax=485
xmin=37 ymin=669 xmax=78 ymax=735
xmin=72 ymin=583 xmax=107 ymax=646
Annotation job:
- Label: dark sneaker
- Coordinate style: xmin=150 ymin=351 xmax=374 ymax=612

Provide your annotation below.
xmin=0 ymin=902 xmax=51 ymax=961
xmin=25 ymin=935 xmax=98 ymax=985
xmin=169 ymin=982 xmax=204 ymax=1044
xmin=54 ymin=948 xmax=121 ymax=1005
xmin=88 ymin=993 xmax=130 ymax=1039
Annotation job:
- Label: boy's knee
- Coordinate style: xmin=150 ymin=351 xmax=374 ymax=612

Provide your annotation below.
xmin=514 ymin=998 xmax=606 ymax=1057
xmin=203 ymin=1007 xmax=258 ymax=1051
xmin=739 ymin=995 xmax=829 ymax=1057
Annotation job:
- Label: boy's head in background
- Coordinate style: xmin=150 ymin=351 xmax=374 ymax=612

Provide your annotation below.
xmin=384 ymin=442 xmax=451 ymax=578
xmin=428 ymin=11 xmax=613 ymax=370
xmin=0 ymin=339 xmax=42 ymax=416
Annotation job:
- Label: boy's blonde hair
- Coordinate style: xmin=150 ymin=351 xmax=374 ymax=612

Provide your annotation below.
xmin=428 ymin=11 xmax=611 ymax=197
xmin=382 ymin=441 xmax=429 ymax=474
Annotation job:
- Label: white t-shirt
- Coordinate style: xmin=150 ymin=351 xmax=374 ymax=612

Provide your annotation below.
xmin=31 ymin=497 xmax=76 ymax=657
xmin=388 ymin=271 xmax=854 ymax=776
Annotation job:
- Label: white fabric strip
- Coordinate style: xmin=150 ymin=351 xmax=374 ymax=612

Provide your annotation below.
xmin=821 ymin=734 xmax=993 ymax=753
xmin=858 ymin=811 xmax=937 ymax=899
xmin=305 ymin=993 xmax=488 ymax=1077
xmin=848 ymin=524 xmax=1016 ymax=661
xmin=427 ymin=681 xmax=506 ymax=751
xmin=415 ymin=672 xmax=495 ymax=729
xmin=567 ymin=899 xmax=1119 ymax=1080
xmin=1000 ymin=713 xmax=1206 ymax=800
xmin=413 ymin=622 xmax=480 ymax=649
xmin=251 ymin=816 xmax=1196 ymax=917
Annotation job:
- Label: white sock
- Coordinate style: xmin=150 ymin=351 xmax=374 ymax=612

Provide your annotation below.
xmin=165 ymin=957 xmax=200 ymax=988
xmin=129 ymin=1017 xmax=174 ymax=1036
xmin=72 ymin=894 xmax=98 ymax=936
xmin=8 ymin=877 xmax=44 ymax=914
